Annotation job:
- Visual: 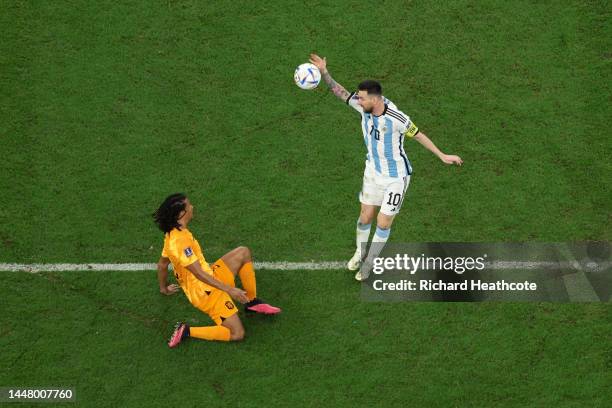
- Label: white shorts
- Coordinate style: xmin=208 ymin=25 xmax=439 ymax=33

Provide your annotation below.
xmin=359 ymin=164 xmax=411 ymax=216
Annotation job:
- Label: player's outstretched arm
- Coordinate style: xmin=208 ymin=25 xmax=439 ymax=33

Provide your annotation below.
xmin=157 ymin=256 xmax=180 ymax=295
xmin=309 ymin=53 xmax=350 ymax=101
xmin=413 ymin=132 xmax=463 ymax=165
xmin=186 ymin=261 xmax=249 ymax=303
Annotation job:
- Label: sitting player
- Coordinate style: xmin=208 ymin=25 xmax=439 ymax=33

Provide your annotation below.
xmin=153 ymin=193 xmax=281 ymax=347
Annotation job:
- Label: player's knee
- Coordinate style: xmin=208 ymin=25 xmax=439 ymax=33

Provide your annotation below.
xmin=222 ymin=315 xmax=245 ymax=341
xmin=359 ymin=215 xmax=373 ymax=225
xmin=230 ymin=326 xmax=245 ymax=341
xmin=359 ymin=210 xmax=375 ymax=224
xmin=237 ymin=246 xmax=252 ymax=262
xmin=377 ymin=221 xmax=391 ymax=230
xmin=376 ymin=216 xmax=394 ymax=230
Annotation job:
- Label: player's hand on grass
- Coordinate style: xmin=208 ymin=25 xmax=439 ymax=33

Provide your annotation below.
xmin=228 ymin=287 xmax=249 ymax=304
xmin=309 ymin=53 xmax=327 ymax=72
xmin=441 ymin=154 xmax=463 ymax=166
xmin=161 ymin=284 xmax=180 ymax=295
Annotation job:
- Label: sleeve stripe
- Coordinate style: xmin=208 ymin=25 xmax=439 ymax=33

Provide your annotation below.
xmin=345 ymin=91 xmax=355 ymax=105
xmin=387 ymin=107 xmax=407 ymax=119
xmin=387 ymin=108 xmax=407 ymax=122
xmin=387 ymin=110 xmax=407 ymax=124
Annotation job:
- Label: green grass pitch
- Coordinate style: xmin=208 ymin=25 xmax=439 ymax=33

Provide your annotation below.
xmin=1 ymin=1 xmax=610 ymax=407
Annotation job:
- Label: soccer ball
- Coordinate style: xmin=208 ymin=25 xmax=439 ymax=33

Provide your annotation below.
xmin=294 ymin=63 xmax=321 ymax=90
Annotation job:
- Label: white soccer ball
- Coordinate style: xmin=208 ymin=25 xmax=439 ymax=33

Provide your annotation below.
xmin=294 ymin=63 xmax=321 ymax=90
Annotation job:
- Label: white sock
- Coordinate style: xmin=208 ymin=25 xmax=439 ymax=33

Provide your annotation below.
xmin=356 ymin=219 xmax=372 ymax=256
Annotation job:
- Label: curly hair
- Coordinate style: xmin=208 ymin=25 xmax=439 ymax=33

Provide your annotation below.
xmin=153 ymin=193 xmax=187 ymax=233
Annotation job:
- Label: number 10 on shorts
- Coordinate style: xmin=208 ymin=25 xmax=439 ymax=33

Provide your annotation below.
xmin=386 ymin=192 xmax=402 ymax=206
xmin=381 ymin=178 xmax=409 ymax=216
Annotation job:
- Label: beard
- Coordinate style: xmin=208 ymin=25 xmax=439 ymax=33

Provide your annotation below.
xmin=362 ymin=106 xmax=373 ymax=113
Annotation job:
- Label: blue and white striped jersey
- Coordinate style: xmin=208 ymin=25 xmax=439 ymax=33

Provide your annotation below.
xmin=346 ymin=92 xmax=419 ymax=177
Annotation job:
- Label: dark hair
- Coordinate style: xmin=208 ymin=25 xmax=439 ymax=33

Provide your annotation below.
xmin=358 ymin=80 xmax=382 ymax=96
xmin=153 ymin=193 xmax=187 ymax=233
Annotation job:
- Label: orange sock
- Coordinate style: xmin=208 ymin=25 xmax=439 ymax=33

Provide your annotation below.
xmin=238 ymin=262 xmax=257 ymax=301
xmin=189 ymin=325 xmax=230 ymax=342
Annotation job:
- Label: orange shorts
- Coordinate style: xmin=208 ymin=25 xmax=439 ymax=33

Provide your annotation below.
xmin=191 ymin=259 xmax=238 ymax=325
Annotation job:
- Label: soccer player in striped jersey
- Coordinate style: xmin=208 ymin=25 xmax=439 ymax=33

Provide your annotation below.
xmin=309 ymin=54 xmax=463 ymax=281
xmin=153 ymin=193 xmax=281 ymax=347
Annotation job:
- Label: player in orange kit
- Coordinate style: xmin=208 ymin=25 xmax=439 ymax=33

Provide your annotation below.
xmin=153 ymin=193 xmax=281 ymax=347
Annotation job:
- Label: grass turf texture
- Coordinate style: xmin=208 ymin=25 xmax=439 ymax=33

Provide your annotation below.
xmin=1 ymin=1 xmax=610 ymax=262
xmin=1 ymin=0 xmax=610 ymax=406
xmin=1 ymin=270 xmax=609 ymax=407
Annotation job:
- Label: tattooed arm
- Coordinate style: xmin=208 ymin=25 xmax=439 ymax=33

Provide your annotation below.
xmin=309 ymin=53 xmax=351 ymax=101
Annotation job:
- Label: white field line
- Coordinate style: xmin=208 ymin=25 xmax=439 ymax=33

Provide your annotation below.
xmin=0 ymin=261 xmax=608 ymax=273
xmin=556 ymin=243 xmax=601 ymax=302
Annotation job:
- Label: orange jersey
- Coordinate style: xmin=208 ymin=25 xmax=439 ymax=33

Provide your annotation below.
xmin=161 ymin=227 xmax=214 ymax=304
